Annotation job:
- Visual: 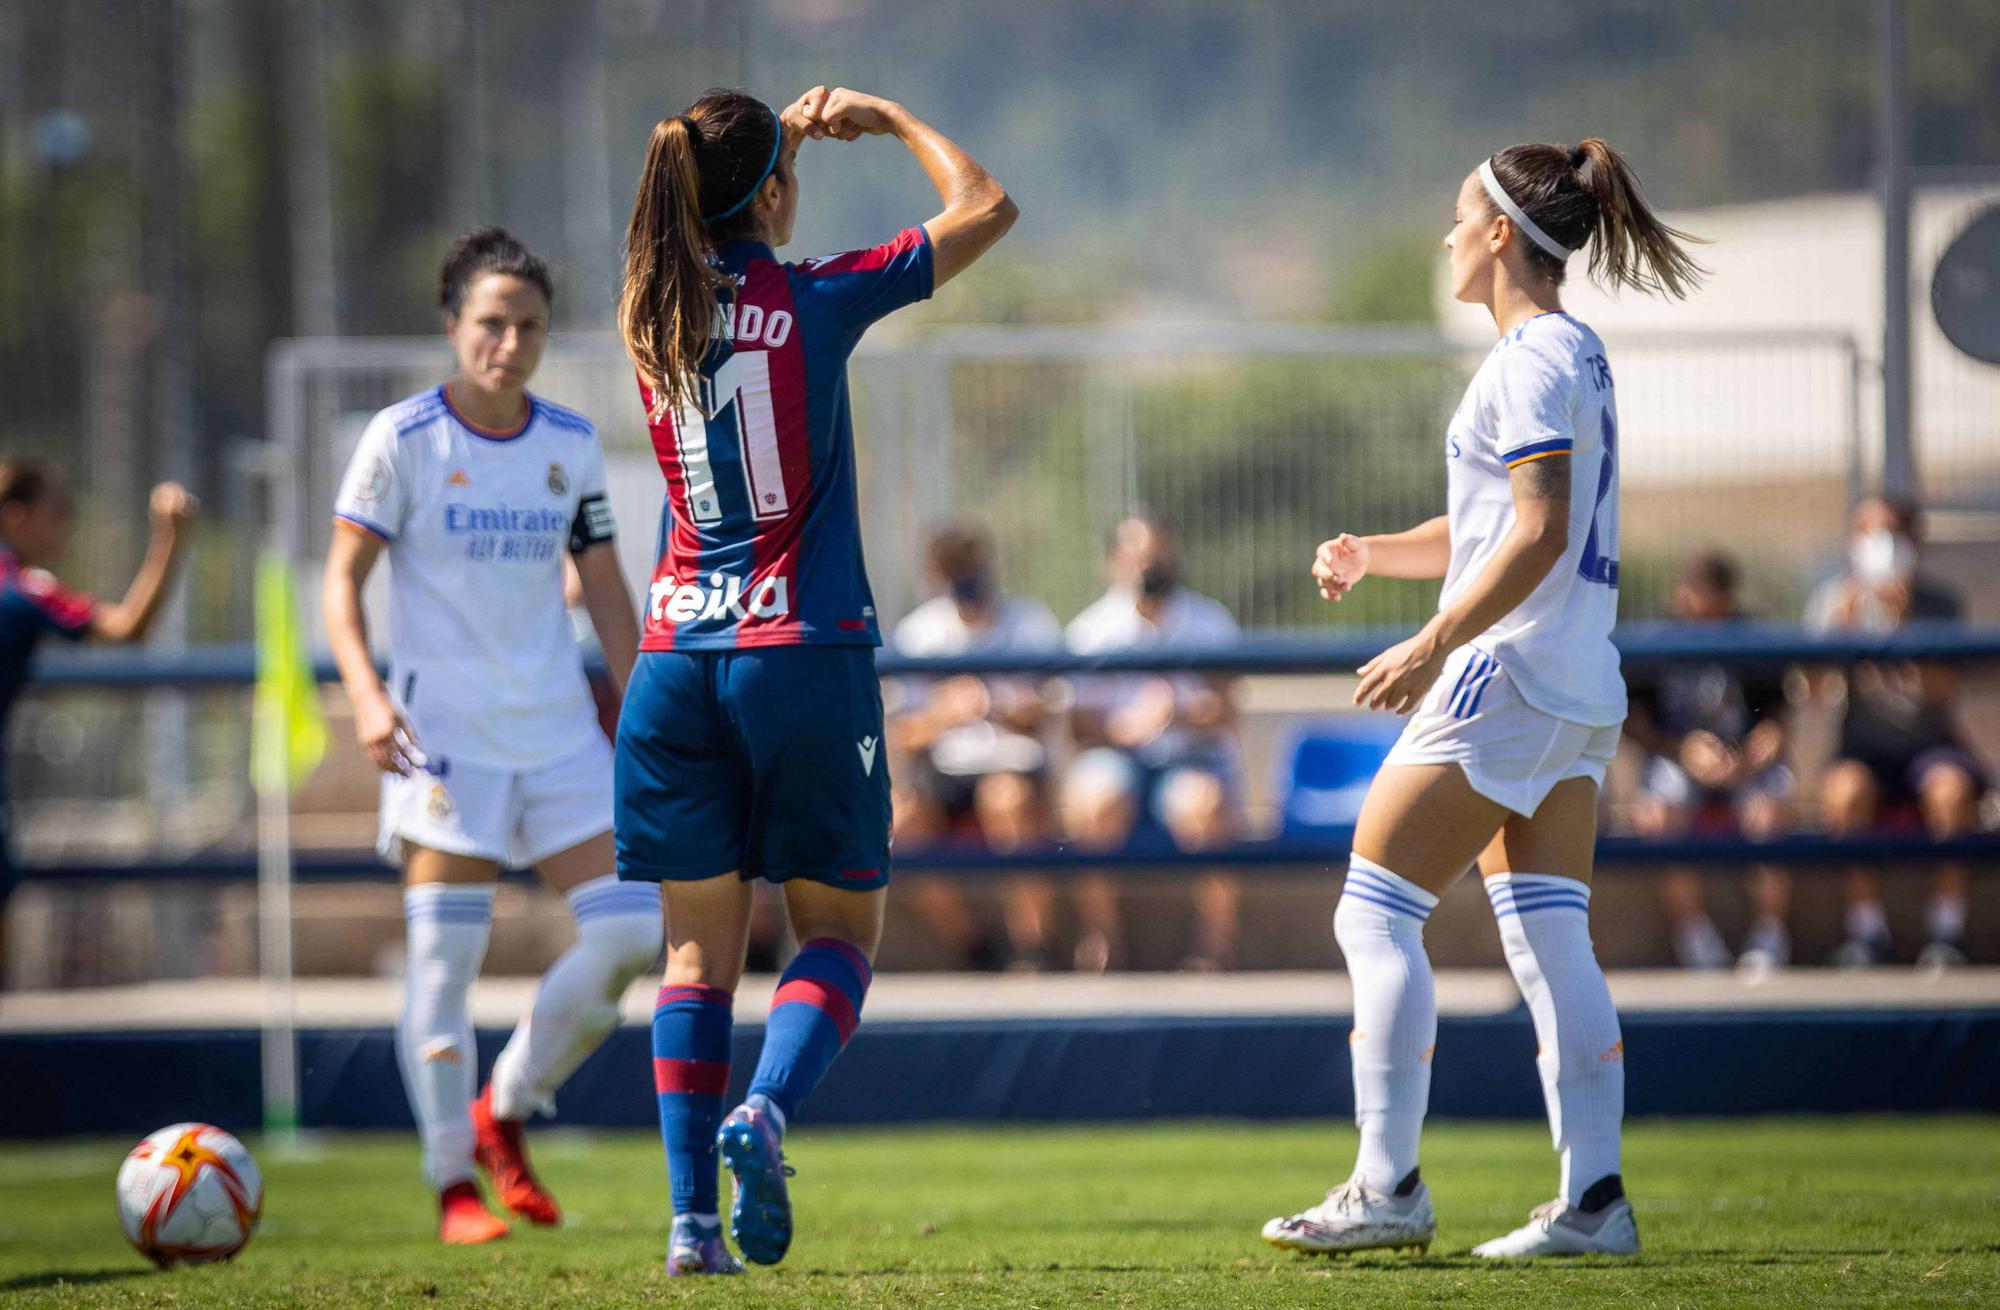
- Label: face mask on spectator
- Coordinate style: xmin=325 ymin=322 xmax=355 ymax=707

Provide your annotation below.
xmin=948 ymin=572 xmax=993 ymax=607
xmin=1138 ymin=562 xmax=1179 ymax=599
xmin=1851 ymin=529 xmax=1916 ymax=584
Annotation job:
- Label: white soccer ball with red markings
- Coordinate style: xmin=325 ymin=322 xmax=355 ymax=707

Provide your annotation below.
xmin=115 ymin=1123 xmax=263 ymax=1267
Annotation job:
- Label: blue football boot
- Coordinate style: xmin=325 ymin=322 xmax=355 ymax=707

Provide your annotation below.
xmin=716 ymin=1102 xmax=794 ymax=1265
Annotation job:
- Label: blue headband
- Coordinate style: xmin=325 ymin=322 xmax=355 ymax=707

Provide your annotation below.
xmin=702 ymin=108 xmax=784 ymax=224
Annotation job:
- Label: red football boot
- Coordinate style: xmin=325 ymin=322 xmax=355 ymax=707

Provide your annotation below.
xmin=471 ymin=1084 xmax=561 ymax=1227
xmin=438 ymin=1180 xmax=510 ymax=1245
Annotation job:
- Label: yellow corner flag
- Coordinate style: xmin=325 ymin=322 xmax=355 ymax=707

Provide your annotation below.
xmin=252 ymin=550 xmax=328 ymax=796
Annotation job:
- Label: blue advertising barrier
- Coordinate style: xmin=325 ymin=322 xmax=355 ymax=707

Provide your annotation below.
xmin=5 ymin=1007 xmax=1995 ymax=1139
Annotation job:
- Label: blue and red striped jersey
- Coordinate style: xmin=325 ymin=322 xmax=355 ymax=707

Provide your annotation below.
xmin=637 ymin=227 xmax=934 ymax=651
xmin=0 ymin=547 xmax=95 ymax=788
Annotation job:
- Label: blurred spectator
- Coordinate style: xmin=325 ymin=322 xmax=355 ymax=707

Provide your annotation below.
xmin=1062 ymin=516 xmax=1242 ymax=972
xmin=1625 ymin=552 xmax=1793 ymax=972
xmin=889 ymin=525 xmax=1061 ymax=970
xmin=1807 ymin=495 xmax=1983 ymax=969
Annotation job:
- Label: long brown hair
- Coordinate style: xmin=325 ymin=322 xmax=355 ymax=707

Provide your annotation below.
xmin=1487 ymin=139 xmax=1706 ymax=299
xmin=618 ymin=90 xmax=782 ymax=412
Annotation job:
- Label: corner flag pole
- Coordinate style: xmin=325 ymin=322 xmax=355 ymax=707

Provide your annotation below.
xmin=252 ymin=544 xmax=327 ymax=1149
xmin=255 ymin=699 xmax=300 ymax=1147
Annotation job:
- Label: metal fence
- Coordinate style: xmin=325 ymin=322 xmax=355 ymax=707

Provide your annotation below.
xmin=262 ymin=324 xmax=1865 ymax=635
xmin=3 ymin=325 xmax=1868 ymax=874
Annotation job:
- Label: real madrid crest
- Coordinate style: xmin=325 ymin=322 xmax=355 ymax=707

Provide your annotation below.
xmin=547 ymin=462 xmax=569 ymax=495
xmin=426 ymin=783 xmax=453 ymax=818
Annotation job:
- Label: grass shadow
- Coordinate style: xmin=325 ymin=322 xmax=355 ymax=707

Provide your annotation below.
xmin=0 ymin=1268 xmax=151 ymax=1293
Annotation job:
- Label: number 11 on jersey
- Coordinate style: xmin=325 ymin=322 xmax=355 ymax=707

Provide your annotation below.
xmin=673 ymin=350 xmax=790 ymax=525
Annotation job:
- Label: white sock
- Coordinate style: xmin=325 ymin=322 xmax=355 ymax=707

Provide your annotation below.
xmin=1926 ymin=893 xmax=1967 ymax=942
xmin=398 ymin=883 xmax=495 ymax=1190
xmin=1745 ymin=915 xmax=1790 ymax=961
xmin=490 ymin=877 xmax=663 ymax=1122
xmin=1846 ymin=899 xmax=1889 ymax=943
xmin=1485 ymin=874 xmax=1623 ymax=1208
xmin=1334 ymin=855 xmax=1440 ymax=1193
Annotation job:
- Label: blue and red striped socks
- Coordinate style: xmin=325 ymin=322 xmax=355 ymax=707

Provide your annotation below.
xmin=652 ymin=982 xmax=734 ymax=1216
xmin=746 ymin=938 xmax=872 ymax=1126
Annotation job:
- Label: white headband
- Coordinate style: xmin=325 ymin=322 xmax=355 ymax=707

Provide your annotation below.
xmin=1478 ymin=158 xmax=1570 ymax=260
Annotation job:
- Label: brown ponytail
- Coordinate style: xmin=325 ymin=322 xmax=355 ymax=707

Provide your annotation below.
xmin=618 ymin=90 xmax=785 ymax=414
xmin=618 ymin=116 xmax=721 ymax=414
xmin=1487 ymin=138 xmax=1707 ymax=300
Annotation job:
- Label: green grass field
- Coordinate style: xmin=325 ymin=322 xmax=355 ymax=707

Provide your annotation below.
xmin=3 ymin=1118 xmax=1995 ymax=1309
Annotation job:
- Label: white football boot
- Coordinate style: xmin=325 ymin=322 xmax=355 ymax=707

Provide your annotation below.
xmin=1471 ymin=1197 xmax=1640 ymax=1258
xmin=1261 ymin=1176 xmax=1436 ymax=1256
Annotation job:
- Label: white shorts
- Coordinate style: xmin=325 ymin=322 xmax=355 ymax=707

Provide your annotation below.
xmin=1383 ymin=647 xmax=1621 ymax=817
xmin=378 ymin=733 xmax=614 ymax=868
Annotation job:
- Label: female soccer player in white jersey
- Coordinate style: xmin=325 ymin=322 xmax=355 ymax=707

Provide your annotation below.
xmin=614 ymin=86 xmax=1013 ymax=1275
xmin=1262 ymin=141 xmax=1703 ymax=1260
xmin=324 ymin=229 xmax=653 ymax=1245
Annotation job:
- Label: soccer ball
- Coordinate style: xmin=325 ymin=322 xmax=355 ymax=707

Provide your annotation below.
xmin=115 ymin=1123 xmax=263 ymax=1267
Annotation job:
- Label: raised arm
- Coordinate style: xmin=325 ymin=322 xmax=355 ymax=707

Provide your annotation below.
xmin=790 ymin=87 xmax=1017 ymax=289
xmin=323 ymin=522 xmax=419 ymax=775
xmin=90 ymin=483 xmax=198 ymax=643
xmin=1355 ymin=461 xmax=1569 ymax=713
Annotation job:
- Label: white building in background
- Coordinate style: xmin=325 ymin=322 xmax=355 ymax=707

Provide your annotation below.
xmin=1435 ymin=186 xmax=2000 ymax=503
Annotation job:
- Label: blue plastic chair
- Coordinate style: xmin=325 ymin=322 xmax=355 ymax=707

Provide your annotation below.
xmin=1275 ymin=715 xmax=1405 ymax=837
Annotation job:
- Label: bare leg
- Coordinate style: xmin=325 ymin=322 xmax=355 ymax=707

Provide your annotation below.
xmin=1917 ymin=762 xmax=1978 ymax=961
xmin=1821 ymin=760 xmax=1889 ymax=962
xmin=975 ymin=772 xmax=1054 ymax=969
xmin=1636 ymin=795 xmax=1722 ymax=968
xmin=1160 ymin=768 xmax=1240 ymax=971
xmin=1063 ymin=771 xmax=1138 ymax=972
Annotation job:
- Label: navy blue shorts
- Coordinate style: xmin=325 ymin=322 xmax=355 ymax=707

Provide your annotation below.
xmin=615 ymin=646 xmax=891 ymax=890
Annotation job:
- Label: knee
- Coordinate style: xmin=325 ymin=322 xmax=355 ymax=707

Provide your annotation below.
xmin=1738 ymin=793 xmax=1784 ymax=842
xmin=1820 ymin=761 xmax=1877 ymax=829
xmin=1334 ymin=889 xmax=1401 ymax=954
xmin=1063 ymin=755 xmax=1137 ymax=845
xmin=1918 ymin=764 xmax=1979 ymax=831
xmin=582 ymin=908 xmax=665 ymax=976
xmin=893 ymin=788 xmax=943 ymax=843
xmin=974 ymin=771 xmax=1036 ymax=823
xmin=662 ymin=942 xmax=744 ymax=992
xmin=785 ymin=892 xmax=887 ymax=961
xmin=1161 ymin=771 xmax=1231 ymax=850
xmin=1630 ymin=798 xmax=1671 ymax=838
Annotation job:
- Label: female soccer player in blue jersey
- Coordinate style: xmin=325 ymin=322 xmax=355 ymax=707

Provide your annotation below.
xmin=614 ymin=86 xmax=1014 ymax=1275
xmin=325 ymin=229 xmax=652 ymax=1246
xmin=1262 ymin=141 xmax=1703 ymax=1260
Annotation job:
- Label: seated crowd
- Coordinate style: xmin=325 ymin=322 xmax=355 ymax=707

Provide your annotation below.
xmin=886 ymin=499 xmax=1994 ymax=974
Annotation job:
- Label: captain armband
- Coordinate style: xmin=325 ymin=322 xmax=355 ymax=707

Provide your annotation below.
xmin=569 ymin=494 xmax=616 ymax=553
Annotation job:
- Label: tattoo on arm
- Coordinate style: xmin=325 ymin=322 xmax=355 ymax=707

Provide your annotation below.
xmin=1514 ymin=454 xmax=1572 ymax=509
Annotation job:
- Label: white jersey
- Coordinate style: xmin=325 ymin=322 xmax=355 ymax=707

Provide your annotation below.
xmin=892 ymin=593 xmax=1062 ymax=660
xmin=892 ymin=594 xmax=1061 ymax=776
xmin=333 ymin=385 xmax=618 ymax=770
xmin=1440 ymin=312 xmax=1624 ymax=727
xmin=1066 ymin=586 xmax=1242 ymax=764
